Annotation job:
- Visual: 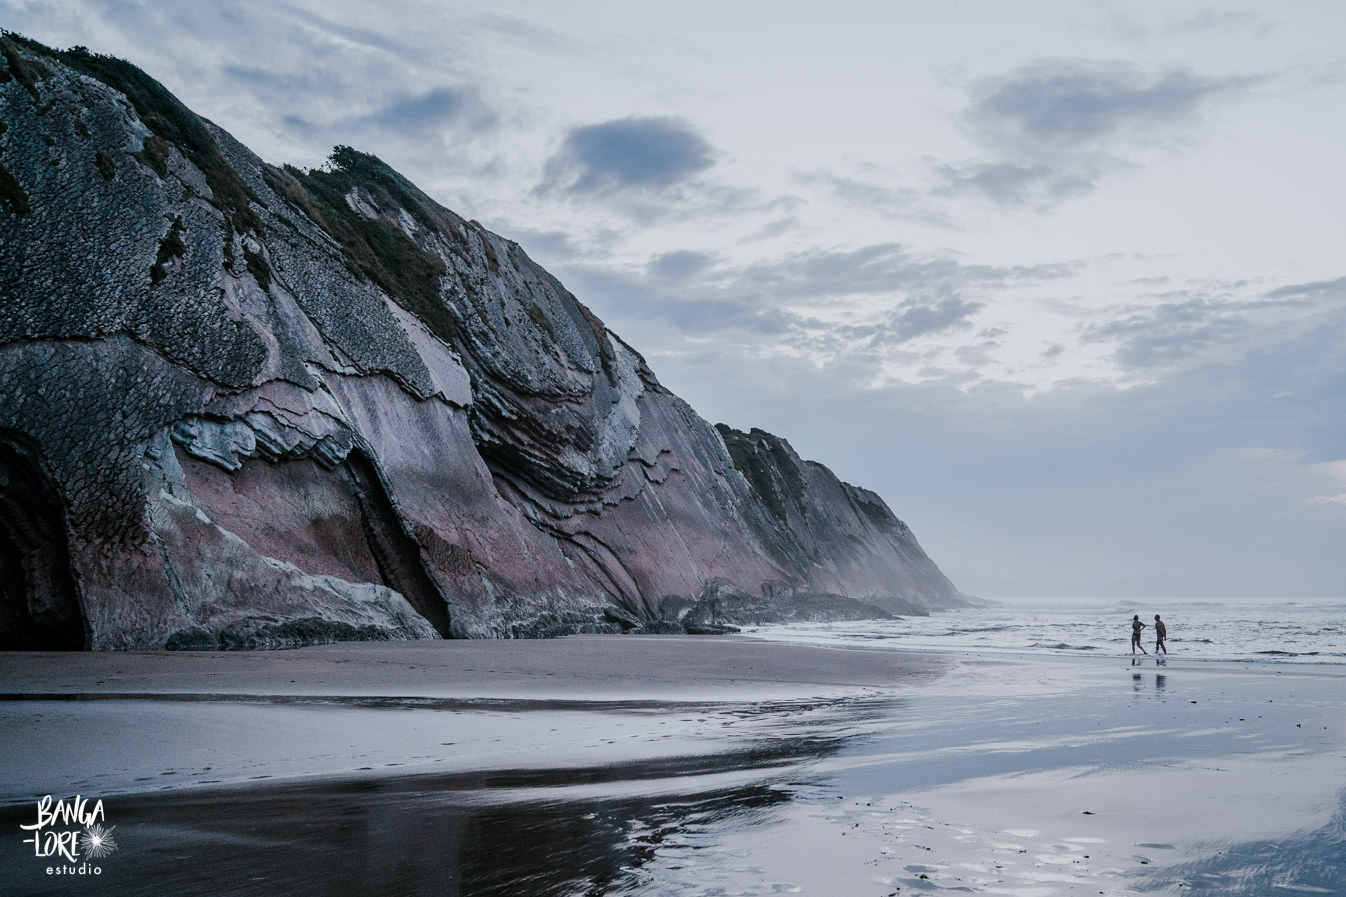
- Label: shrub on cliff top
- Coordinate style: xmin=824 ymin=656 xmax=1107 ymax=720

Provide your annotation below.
xmin=263 ymin=147 xmax=465 ymax=343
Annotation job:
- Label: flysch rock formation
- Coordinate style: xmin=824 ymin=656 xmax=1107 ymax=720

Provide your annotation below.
xmin=0 ymin=35 xmax=973 ymax=650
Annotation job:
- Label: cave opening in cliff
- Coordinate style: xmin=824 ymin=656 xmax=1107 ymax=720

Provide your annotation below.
xmin=0 ymin=435 xmax=89 ymax=650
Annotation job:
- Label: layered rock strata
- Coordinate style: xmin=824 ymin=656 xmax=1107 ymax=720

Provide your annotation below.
xmin=0 ymin=36 xmax=971 ymax=649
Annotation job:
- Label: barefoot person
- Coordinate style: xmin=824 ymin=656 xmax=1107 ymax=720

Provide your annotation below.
xmin=1154 ymin=614 xmax=1167 ymax=654
xmin=1131 ymin=614 xmax=1148 ymax=654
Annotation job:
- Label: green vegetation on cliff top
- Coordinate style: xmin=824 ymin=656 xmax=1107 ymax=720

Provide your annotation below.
xmin=715 ymin=424 xmax=808 ymax=524
xmin=263 ymin=146 xmax=465 ymax=343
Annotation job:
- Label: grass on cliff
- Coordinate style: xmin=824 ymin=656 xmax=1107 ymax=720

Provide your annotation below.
xmin=715 ymin=424 xmax=807 ymax=524
xmin=851 ymin=493 xmax=900 ymax=533
xmin=263 ymin=147 xmax=471 ymax=344
xmin=1 ymin=33 xmax=261 ymax=232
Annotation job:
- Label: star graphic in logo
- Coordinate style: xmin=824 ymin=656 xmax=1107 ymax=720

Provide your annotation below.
xmin=80 ymin=823 xmax=118 ymax=859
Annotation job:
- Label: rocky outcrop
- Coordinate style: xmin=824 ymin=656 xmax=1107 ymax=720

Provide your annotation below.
xmin=0 ymin=35 xmax=972 ymax=649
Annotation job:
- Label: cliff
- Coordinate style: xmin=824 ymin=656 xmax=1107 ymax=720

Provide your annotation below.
xmin=0 ymin=35 xmax=971 ymax=649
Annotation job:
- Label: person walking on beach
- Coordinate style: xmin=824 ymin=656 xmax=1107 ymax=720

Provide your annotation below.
xmin=1154 ymin=614 xmax=1167 ymax=654
xmin=1131 ymin=614 xmax=1148 ymax=654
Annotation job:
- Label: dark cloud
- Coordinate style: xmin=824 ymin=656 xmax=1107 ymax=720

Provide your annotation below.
xmin=223 ymin=51 xmax=496 ymax=140
xmin=1085 ymin=298 xmax=1253 ymax=369
xmin=965 ymin=60 xmax=1256 ymax=149
xmin=1266 ymin=275 xmax=1346 ymax=300
xmin=886 ymin=299 xmax=983 ymax=343
xmin=224 ymin=63 xmax=314 ymax=95
xmin=277 ymin=111 xmax=318 ymax=137
xmin=648 ymin=250 xmax=717 ymax=281
xmin=540 ymin=116 xmax=716 ymax=196
xmin=812 ymin=299 xmax=984 ymax=351
xmin=743 ymin=243 xmax=952 ymax=299
xmin=351 ymin=85 xmax=494 ymax=133
xmin=942 ymin=60 xmax=1261 ymax=208
xmin=531 ymin=117 xmax=768 ymax=225
xmin=1084 ymin=276 xmax=1345 ymax=377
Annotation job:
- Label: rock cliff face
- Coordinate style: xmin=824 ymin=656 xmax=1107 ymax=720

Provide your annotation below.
xmin=0 ymin=36 xmax=971 ymax=649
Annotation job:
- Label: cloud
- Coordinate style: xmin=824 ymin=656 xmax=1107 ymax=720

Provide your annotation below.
xmin=270 ymin=0 xmax=419 ymax=56
xmin=349 ymin=85 xmax=495 ymax=134
xmin=742 ymin=217 xmax=801 ymax=242
xmin=738 ymin=243 xmax=1073 ymax=303
xmin=814 ymin=58 xmax=1263 ymax=217
xmin=540 ymin=116 xmax=716 ymax=196
xmin=1084 ymin=297 xmax=1255 ymax=370
xmin=531 ymin=116 xmax=766 ymax=225
xmin=932 ymin=160 xmax=1099 ymax=209
xmin=647 ymin=250 xmax=717 ymax=281
xmin=546 ymin=240 xmax=1081 ymax=401
xmin=796 ymin=170 xmax=956 ymax=227
xmin=1095 ymin=271 xmax=1345 ymax=366
xmin=464 ymin=11 xmax=569 ymax=50
xmin=674 ymin=300 xmax=797 ymax=337
xmin=1172 ymin=10 xmax=1278 ymax=37
xmin=1266 ymin=275 xmax=1346 ymax=300
xmin=965 ymin=60 xmax=1254 ymax=149
xmin=885 ymin=299 xmax=984 ymax=343
xmin=495 ymin=226 xmax=593 ymax=266
xmin=942 ymin=59 xmax=1261 ymax=208
xmin=6 ymin=1 xmax=513 ymax=183
xmin=223 ymin=69 xmax=495 ymax=139
xmin=1099 ymin=9 xmax=1279 ymax=43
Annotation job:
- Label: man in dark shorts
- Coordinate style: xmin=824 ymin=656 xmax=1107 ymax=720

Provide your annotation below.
xmin=1131 ymin=614 xmax=1148 ymax=654
xmin=1154 ymin=614 xmax=1167 ymax=654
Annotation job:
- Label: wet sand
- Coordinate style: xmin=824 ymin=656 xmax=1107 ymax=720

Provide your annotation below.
xmin=1 ymin=637 xmax=1343 ymax=896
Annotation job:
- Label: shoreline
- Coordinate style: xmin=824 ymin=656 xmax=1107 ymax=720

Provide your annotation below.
xmin=0 ymin=636 xmax=949 ymax=807
xmin=3 ymin=637 xmax=1344 ymax=896
xmin=0 ymin=634 xmax=949 ymax=699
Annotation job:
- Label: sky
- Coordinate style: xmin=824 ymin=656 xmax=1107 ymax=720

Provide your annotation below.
xmin=4 ymin=1 xmax=1343 ymax=599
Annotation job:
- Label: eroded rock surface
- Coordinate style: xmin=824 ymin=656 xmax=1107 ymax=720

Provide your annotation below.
xmin=0 ymin=36 xmax=972 ymax=649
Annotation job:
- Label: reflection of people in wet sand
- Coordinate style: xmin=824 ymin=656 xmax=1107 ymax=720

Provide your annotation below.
xmin=1131 ymin=615 xmax=1148 ymax=654
xmin=1154 ymin=614 xmax=1167 ymax=654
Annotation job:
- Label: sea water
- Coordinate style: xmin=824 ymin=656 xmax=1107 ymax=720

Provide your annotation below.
xmin=743 ymin=598 xmax=1346 ymax=664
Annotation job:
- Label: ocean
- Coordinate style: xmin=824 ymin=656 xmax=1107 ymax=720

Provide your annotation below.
xmin=743 ymin=598 xmax=1346 ymax=664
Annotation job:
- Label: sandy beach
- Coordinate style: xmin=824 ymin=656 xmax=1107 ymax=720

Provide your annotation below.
xmin=2 ymin=636 xmax=1343 ymax=896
